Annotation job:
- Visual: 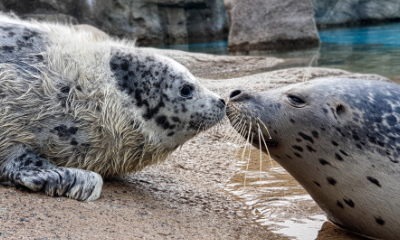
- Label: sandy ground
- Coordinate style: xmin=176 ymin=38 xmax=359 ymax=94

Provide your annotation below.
xmin=0 ymin=58 xmax=385 ymax=239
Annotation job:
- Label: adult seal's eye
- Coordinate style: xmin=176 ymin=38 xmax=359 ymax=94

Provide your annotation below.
xmin=180 ymin=85 xmax=194 ymax=98
xmin=287 ymin=94 xmax=306 ymax=107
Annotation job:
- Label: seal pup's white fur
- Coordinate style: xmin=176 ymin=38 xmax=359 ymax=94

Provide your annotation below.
xmin=0 ymin=13 xmax=225 ymax=201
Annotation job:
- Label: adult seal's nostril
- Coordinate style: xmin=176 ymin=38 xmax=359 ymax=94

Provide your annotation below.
xmin=230 ymin=90 xmax=243 ymax=99
xmin=219 ymin=98 xmax=226 ymax=105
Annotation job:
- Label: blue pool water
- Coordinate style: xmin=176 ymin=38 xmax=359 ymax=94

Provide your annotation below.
xmin=319 ymin=22 xmax=400 ymax=47
xmin=159 ymin=22 xmax=400 ymax=81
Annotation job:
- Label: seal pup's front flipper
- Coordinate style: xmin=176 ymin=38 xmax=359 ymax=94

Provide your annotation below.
xmin=0 ymin=146 xmax=103 ymax=201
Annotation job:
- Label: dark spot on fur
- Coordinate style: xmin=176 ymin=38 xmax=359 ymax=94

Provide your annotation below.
xmin=1 ymin=46 xmax=15 ymax=53
xmin=293 ymin=152 xmax=302 ymax=158
xmin=389 ymin=157 xmax=399 ymax=163
xmin=331 ymin=141 xmax=338 ymax=146
xmin=171 ymin=117 xmax=181 ymax=123
xmin=81 ymin=143 xmax=91 ymax=148
xmin=327 ymin=177 xmax=337 ymax=185
xmin=35 ymin=54 xmax=44 ymax=61
xmin=306 ymin=145 xmax=316 ymax=152
xmin=285 ymin=155 xmax=292 ymax=159
xmin=335 ymin=153 xmax=343 ymax=161
xmin=368 ymin=136 xmax=377 ymax=145
xmin=311 ymin=131 xmax=319 ymax=138
xmin=54 ymin=125 xmax=78 ymax=139
xmin=24 ymin=158 xmax=33 ymax=166
xmin=70 ymin=139 xmax=79 ymax=146
xmin=386 ymin=114 xmax=397 ymax=126
xmin=120 ymin=59 xmax=129 ymax=71
xmin=337 ymin=201 xmax=344 ymax=208
xmin=142 ymin=101 xmax=165 ymax=120
xmin=375 ymin=217 xmax=385 ymax=225
xmin=17 ymin=153 xmax=28 ymax=162
xmin=313 ymin=181 xmax=321 ymax=187
xmin=343 ymin=199 xmax=354 ymax=207
xmin=340 ymin=150 xmax=349 ymax=156
xmin=134 ymin=90 xmax=144 ymax=107
xmin=68 ymin=127 xmax=78 ymax=135
xmin=377 ymin=141 xmax=385 ymax=147
xmin=367 ymin=176 xmax=381 ymax=187
xmin=352 ymin=134 xmax=360 ymax=141
xmin=167 ymin=132 xmax=175 ymax=137
xmin=292 ymin=145 xmax=303 ymax=152
xmin=111 ymin=63 xmax=119 ymax=71
xmin=336 ymin=104 xmax=344 ymax=115
xmin=76 ymin=86 xmax=82 ymax=91
xmin=181 ymin=104 xmax=188 ymax=113
xmin=60 ymin=86 xmax=70 ymax=93
xmin=156 ymin=115 xmax=175 ymax=130
xmin=322 ymin=108 xmax=328 ymax=115
xmin=290 ymin=119 xmax=295 ymax=123
xmin=298 ymin=132 xmax=314 ymax=144
xmin=319 ymin=159 xmax=331 ymax=166
xmin=296 ymin=138 xmax=302 ymax=142
xmin=35 ymin=161 xmax=43 ymax=167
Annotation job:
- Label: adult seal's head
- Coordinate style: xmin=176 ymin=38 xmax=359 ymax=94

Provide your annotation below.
xmin=227 ymin=78 xmax=400 ymax=240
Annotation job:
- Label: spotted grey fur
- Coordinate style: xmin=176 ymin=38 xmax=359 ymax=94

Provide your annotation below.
xmin=0 ymin=14 xmax=225 ymax=201
xmin=227 ymin=78 xmax=400 ymax=240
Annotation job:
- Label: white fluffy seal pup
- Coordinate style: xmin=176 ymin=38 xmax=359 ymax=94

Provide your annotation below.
xmin=0 ymin=13 xmax=225 ymax=201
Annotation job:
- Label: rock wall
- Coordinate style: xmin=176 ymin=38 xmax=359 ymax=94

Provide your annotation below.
xmin=0 ymin=0 xmax=229 ymax=46
xmin=312 ymin=0 xmax=400 ymax=27
xmin=225 ymin=0 xmax=320 ymax=51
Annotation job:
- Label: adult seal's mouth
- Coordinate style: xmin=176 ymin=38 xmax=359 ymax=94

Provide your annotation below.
xmin=226 ymin=103 xmax=278 ymax=150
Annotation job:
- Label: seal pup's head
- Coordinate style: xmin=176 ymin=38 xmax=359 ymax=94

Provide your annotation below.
xmin=108 ymin=48 xmax=225 ymax=171
xmin=227 ymin=78 xmax=400 ymax=240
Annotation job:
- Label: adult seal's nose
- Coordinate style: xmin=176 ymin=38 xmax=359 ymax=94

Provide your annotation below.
xmin=230 ymin=90 xmax=243 ymax=99
xmin=229 ymin=89 xmax=252 ymax=102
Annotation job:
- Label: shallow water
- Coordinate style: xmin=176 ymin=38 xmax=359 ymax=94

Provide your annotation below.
xmin=224 ymin=147 xmax=324 ymax=239
xmin=160 ymin=22 xmax=400 ymax=82
xmin=224 ymin=146 xmax=367 ymax=240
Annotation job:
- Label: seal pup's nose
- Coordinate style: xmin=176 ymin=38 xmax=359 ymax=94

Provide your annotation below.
xmin=230 ymin=90 xmax=243 ymax=99
xmin=217 ymin=98 xmax=226 ymax=109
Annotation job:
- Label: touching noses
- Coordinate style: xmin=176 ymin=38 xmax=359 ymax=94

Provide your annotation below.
xmin=218 ymin=98 xmax=226 ymax=108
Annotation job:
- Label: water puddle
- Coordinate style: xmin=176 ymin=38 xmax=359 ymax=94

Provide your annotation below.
xmin=224 ymin=145 xmax=367 ymax=240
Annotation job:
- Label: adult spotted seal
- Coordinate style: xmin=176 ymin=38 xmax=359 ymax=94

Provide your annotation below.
xmin=227 ymin=78 xmax=400 ymax=239
xmin=0 ymin=14 xmax=225 ymax=201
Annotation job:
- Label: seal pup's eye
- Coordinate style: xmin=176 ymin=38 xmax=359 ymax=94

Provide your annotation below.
xmin=180 ymin=85 xmax=194 ymax=98
xmin=287 ymin=94 xmax=306 ymax=107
